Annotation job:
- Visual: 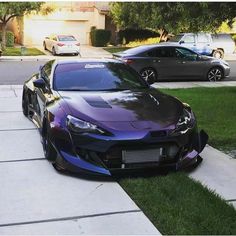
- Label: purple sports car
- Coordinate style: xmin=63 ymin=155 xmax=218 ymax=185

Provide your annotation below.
xmin=22 ymin=59 xmax=208 ymax=176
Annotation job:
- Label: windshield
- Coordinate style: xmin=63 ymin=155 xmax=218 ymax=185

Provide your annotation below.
xmin=169 ymin=34 xmax=183 ymax=42
xmin=53 ymin=62 xmax=148 ymax=91
xmin=58 ymin=35 xmax=76 ymax=41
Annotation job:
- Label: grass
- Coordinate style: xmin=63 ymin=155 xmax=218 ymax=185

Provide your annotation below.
xmin=119 ymin=87 xmax=236 ymax=234
xmin=1 ymin=47 xmax=45 ymax=56
xmin=161 ymin=87 xmax=236 ymax=152
xmin=120 ymin=173 xmax=236 ymax=235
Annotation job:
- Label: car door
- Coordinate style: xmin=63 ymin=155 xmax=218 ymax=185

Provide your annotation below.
xmin=180 ymin=34 xmax=197 ymax=53
xmin=195 ymin=33 xmax=212 ymax=55
xmin=35 ymin=62 xmax=53 ymax=126
xmin=51 ymin=36 xmax=58 ymax=51
xmin=174 ymin=47 xmax=207 ymax=78
xmin=146 ymin=47 xmax=184 ymax=79
xmin=47 ymin=35 xmax=56 ymax=51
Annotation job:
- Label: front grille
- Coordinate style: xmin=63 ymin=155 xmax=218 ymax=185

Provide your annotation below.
xmin=98 ymin=143 xmax=180 ymax=169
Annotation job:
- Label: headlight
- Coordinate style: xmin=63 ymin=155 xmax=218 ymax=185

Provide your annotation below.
xmin=173 ymin=108 xmax=195 ymax=135
xmin=66 ymin=115 xmax=105 ymax=134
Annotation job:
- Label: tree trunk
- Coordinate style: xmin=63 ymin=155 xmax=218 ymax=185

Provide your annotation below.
xmin=1 ymin=23 xmax=7 ymax=51
xmin=159 ymin=29 xmax=168 ymax=42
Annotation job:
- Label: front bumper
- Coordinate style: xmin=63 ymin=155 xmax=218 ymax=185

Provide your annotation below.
xmin=52 ymin=126 xmax=208 ymax=176
xmin=224 ymin=66 xmax=230 ymax=77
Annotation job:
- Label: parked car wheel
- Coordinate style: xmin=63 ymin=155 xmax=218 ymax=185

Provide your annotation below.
xmin=43 ymin=42 xmax=47 ymax=51
xmin=207 ymin=67 xmax=223 ymax=81
xmin=52 ymin=47 xmax=57 ymax=56
xmin=140 ymin=68 xmax=157 ymax=84
xmin=42 ymin=123 xmax=57 ymax=162
xmin=212 ymin=49 xmax=224 ymax=59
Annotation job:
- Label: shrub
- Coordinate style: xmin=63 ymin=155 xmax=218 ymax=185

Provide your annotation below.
xmin=118 ymin=28 xmax=159 ymax=44
xmin=126 ymin=37 xmax=160 ymax=47
xmin=90 ymin=29 xmax=111 ymax=47
xmin=0 ymin=31 xmax=14 ymax=47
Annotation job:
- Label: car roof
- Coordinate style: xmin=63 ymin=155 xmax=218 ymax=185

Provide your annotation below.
xmin=55 ymin=58 xmax=122 ymax=65
xmin=117 ymin=43 xmax=192 ymax=55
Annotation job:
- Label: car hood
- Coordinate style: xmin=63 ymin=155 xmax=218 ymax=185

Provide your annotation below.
xmin=58 ymin=89 xmax=183 ymax=129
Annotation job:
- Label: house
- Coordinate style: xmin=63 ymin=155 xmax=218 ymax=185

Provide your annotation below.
xmin=4 ymin=1 xmax=116 ymax=46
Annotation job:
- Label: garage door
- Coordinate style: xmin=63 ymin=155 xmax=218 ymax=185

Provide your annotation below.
xmin=24 ymin=19 xmax=87 ymax=46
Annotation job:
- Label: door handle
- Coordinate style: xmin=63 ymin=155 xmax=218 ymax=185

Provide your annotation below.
xmin=178 ymin=61 xmax=186 ymax=64
xmin=153 ymin=59 xmax=161 ymax=63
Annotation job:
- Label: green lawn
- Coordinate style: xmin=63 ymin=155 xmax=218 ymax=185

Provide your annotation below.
xmin=119 ymin=87 xmax=236 ymax=235
xmin=120 ymin=173 xmax=236 ymax=235
xmin=2 ymin=47 xmax=45 ymax=56
xmin=162 ymin=87 xmax=236 ymax=152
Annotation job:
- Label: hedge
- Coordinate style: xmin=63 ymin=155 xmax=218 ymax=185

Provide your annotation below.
xmin=0 ymin=31 xmax=14 ymax=47
xmin=118 ymin=28 xmax=160 ymax=44
xmin=90 ymin=29 xmax=111 ymax=47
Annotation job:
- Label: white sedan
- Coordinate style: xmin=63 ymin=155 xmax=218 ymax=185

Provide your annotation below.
xmin=43 ymin=34 xmax=80 ymax=56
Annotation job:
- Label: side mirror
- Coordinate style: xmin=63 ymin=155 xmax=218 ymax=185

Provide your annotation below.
xmin=179 ymin=40 xmax=185 ymax=44
xmin=196 ymin=54 xmax=201 ymax=60
xmin=33 ymin=78 xmax=46 ymax=89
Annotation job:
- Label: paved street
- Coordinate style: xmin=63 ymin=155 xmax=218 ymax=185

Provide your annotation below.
xmin=0 ymin=85 xmax=160 ymax=235
xmin=0 ymin=59 xmax=236 ymax=85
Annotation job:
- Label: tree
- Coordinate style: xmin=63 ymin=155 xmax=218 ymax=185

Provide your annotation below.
xmin=0 ymin=2 xmax=43 ymax=50
xmin=110 ymin=2 xmax=236 ymax=42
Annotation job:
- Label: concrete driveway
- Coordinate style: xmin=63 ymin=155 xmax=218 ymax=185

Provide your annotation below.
xmin=37 ymin=44 xmax=112 ymax=58
xmin=0 ymin=85 xmax=160 ymax=235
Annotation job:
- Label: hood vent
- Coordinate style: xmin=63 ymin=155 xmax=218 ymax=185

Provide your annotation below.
xmin=83 ymin=96 xmax=112 ymax=108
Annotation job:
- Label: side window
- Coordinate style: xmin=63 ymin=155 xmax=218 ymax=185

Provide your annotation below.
xmin=197 ymin=34 xmax=210 ymax=43
xmin=147 ymin=47 xmax=176 ymax=57
xmin=175 ymin=47 xmax=198 ymax=61
xmin=183 ymin=35 xmax=195 ymax=43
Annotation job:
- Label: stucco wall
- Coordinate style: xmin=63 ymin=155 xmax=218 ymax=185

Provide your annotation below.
xmin=23 ymin=3 xmax=106 ymax=46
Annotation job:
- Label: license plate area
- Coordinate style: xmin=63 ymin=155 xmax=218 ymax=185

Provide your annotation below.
xmin=122 ymin=148 xmax=163 ymax=164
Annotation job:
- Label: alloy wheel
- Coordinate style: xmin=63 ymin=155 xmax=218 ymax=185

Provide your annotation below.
xmin=141 ymin=68 xmax=157 ymax=83
xmin=207 ymin=68 xmax=223 ymax=81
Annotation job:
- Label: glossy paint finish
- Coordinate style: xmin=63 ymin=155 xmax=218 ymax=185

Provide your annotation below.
xmin=22 ymin=59 xmax=208 ymax=176
xmin=113 ymin=43 xmax=230 ymax=81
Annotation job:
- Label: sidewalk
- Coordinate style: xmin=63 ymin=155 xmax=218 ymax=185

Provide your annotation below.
xmin=0 ymin=85 xmax=160 ymax=235
xmin=190 ymin=145 xmax=236 ymax=209
xmin=152 ymin=81 xmax=236 ymax=89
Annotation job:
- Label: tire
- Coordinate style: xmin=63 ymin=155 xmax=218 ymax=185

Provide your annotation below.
xmin=53 ymin=157 xmax=67 ymax=172
xmin=212 ymin=49 xmax=224 ymax=59
xmin=207 ymin=67 xmax=224 ymax=81
xmin=140 ymin=68 xmax=157 ymax=84
xmin=42 ymin=122 xmax=57 ymax=162
xmin=52 ymin=47 xmax=57 ymax=56
xmin=22 ymin=91 xmax=29 ymax=117
xmin=43 ymin=42 xmax=47 ymax=51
